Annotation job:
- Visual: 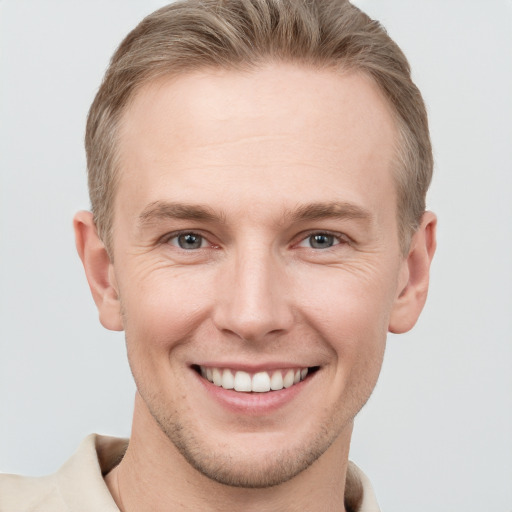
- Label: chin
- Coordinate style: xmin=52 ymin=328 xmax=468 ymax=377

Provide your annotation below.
xmin=149 ymin=405 xmax=342 ymax=489
xmin=166 ymin=426 xmax=329 ymax=488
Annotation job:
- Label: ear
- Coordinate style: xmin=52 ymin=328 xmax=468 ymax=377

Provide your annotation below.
xmin=389 ymin=211 xmax=437 ymax=334
xmin=73 ymin=211 xmax=123 ymax=331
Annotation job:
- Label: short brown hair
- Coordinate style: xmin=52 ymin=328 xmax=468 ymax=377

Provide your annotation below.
xmin=85 ymin=0 xmax=432 ymax=254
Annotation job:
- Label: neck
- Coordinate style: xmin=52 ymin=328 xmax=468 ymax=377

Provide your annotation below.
xmin=105 ymin=394 xmax=352 ymax=512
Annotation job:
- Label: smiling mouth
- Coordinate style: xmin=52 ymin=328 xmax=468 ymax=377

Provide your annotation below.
xmin=193 ymin=365 xmax=319 ymax=393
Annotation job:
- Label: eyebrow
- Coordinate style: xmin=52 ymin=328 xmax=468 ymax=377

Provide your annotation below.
xmin=137 ymin=200 xmax=372 ymax=229
xmin=138 ymin=201 xmax=224 ymax=227
xmin=287 ymin=201 xmax=373 ymax=224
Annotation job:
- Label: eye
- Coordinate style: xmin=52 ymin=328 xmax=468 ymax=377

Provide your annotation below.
xmin=168 ymin=232 xmax=207 ymax=250
xmin=297 ymin=232 xmax=346 ymax=249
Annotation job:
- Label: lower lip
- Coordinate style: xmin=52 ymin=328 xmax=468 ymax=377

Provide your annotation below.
xmin=193 ymin=370 xmax=313 ymax=415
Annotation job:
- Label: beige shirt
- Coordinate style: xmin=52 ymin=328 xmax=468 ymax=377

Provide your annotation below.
xmin=0 ymin=434 xmax=380 ymax=511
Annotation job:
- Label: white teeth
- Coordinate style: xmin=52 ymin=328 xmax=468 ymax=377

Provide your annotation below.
xmin=234 ymin=371 xmax=252 ymax=392
xmin=283 ymin=369 xmax=295 ymax=388
xmin=221 ymin=368 xmax=234 ymax=389
xmin=270 ymin=371 xmax=284 ymax=391
xmin=212 ymin=368 xmax=222 ymax=386
xmin=252 ymin=372 xmax=271 ymax=392
xmin=199 ymin=366 xmax=311 ymax=393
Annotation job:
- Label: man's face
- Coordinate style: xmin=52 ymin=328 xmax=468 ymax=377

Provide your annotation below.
xmin=110 ymin=64 xmax=407 ymax=486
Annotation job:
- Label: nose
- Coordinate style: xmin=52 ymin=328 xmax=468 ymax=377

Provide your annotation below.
xmin=212 ymin=246 xmax=294 ymax=343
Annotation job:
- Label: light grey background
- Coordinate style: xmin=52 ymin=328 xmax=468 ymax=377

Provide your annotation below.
xmin=1 ymin=1 xmax=511 ymax=511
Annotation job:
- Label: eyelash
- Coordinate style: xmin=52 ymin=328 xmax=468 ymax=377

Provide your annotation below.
xmin=296 ymin=231 xmax=350 ymax=250
xmin=163 ymin=231 xmax=214 ymax=250
xmin=162 ymin=230 xmax=349 ymax=251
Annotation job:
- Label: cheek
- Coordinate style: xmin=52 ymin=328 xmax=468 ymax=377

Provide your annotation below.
xmin=293 ymin=264 xmax=395 ymax=395
xmin=294 ymin=262 xmax=398 ymax=342
xmin=120 ymin=265 xmax=215 ymax=358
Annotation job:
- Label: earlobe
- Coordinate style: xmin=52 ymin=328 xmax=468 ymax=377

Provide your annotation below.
xmin=389 ymin=211 xmax=437 ymax=334
xmin=73 ymin=211 xmax=124 ymax=331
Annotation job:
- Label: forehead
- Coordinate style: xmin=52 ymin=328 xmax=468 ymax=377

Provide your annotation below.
xmin=115 ymin=63 xmax=398 ymax=224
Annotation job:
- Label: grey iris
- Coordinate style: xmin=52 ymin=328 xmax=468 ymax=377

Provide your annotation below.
xmin=178 ymin=233 xmax=202 ymax=249
xmin=309 ymin=234 xmax=334 ymax=249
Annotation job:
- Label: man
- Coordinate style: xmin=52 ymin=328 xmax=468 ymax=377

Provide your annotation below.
xmin=0 ymin=0 xmax=436 ymax=510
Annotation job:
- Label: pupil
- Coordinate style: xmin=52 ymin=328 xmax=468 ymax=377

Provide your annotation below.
xmin=311 ymin=234 xmax=333 ymax=248
xmin=178 ymin=233 xmax=201 ymax=249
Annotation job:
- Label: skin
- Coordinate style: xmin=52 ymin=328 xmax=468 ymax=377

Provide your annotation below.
xmin=75 ymin=63 xmax=436 ymax=511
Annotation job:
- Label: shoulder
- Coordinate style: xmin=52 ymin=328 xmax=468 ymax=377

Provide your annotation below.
xmin=0 ymin=434 xmax=127 ymax=512
xmin=346 ymin=461 xmax=381 ymax=512
xmin=0 ymin=472 xmax=65 ymax=511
